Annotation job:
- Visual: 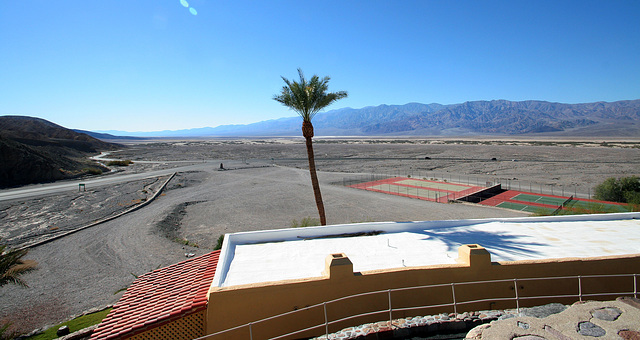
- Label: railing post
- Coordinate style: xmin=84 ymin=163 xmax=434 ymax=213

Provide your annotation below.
xmin=249 ymin=322 xmax=253 ymax=340
xmin=388 ymin=289 xmax=393 ymax=325
xmin=451 ymin=283 xmax=457 ymax=314
xmin=634 ymin=274 xmax=637 ymax=299
xmin=323 ymin=302 xmax=328 ymax=338
xmin=513 ymin=279 xmax=520 ymax=312
xmin=578 ymin=276 xmax=583 ymax=302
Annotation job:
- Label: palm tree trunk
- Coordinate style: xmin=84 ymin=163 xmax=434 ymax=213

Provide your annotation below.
xmin=302 ymin=121 xmax=327 ymax=226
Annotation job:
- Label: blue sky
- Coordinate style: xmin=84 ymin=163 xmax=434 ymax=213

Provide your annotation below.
xmin=1 ymin=1 xmax=639 ymax=132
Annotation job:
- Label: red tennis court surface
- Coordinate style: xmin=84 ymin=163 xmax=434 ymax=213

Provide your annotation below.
xmin=348 ymin=177 xmax=487 ymax=203
xmin=349 ymin=177 xmax=631 ymax=214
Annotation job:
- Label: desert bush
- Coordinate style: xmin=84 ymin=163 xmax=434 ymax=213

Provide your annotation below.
xmin=83 ymin=167 xmax=103 ymax=175
xmin=291 ymin=217 xmax=321 ymax=228
xmin=214 ymin=235 xmax=224 ymax=250
xmin=594 ymin=176 xmax=640 ymax=204
xmin=107 ymin=160 xmax=133 ymax=166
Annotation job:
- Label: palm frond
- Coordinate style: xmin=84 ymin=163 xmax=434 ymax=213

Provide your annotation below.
xmin=273 ymin=68 xmax=348 ymax=122
xmin=0 ymin=242 xmax=37 ymax=288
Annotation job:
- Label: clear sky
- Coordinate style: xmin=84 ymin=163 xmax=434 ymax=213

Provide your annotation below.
xmin=1 ymin=1 xmax=639 ymax=132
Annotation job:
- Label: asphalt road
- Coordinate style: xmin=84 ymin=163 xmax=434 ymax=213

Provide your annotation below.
xmin=0 ymin=161 xmax=245 ymax=202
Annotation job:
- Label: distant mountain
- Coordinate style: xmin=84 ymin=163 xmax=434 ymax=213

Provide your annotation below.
xmin=97 ymin=99 xmax=640 ymax=138
xmin=0 ymin=116 xmax=120 ymax=188
xmin=73 ymin=129 xmax=145 ymax=141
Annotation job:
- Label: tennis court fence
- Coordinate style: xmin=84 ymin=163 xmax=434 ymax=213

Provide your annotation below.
xmin=339 ymin=172 xmax=592 ymax=200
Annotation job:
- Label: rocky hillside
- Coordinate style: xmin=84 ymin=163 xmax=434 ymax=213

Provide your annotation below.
xmin=0 ymin=116 xmax=120 ymax=188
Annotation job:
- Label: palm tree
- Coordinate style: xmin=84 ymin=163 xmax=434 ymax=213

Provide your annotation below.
xmin=1 ymin=241 xmax=37 ymax=287
xmin=274 ymin=69 xmax=347 ymax=226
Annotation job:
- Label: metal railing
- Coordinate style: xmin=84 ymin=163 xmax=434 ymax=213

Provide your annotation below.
xmin=196 ymin=273 xmax=638 ymax=340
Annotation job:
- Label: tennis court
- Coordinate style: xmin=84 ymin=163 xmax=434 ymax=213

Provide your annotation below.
xmin=395 ymin=179 xmax=472 ymax=192
xmin=495 ymin=201 xmax=557 ymax=214
xmin=483 ymin=191 xmax=630 ymax=214
xmin=348 ymin=176 xmax=631 ymax=214
xmin=510 ymin=193 xmax=569 ymax=206
xmin=369 ymin=184 xmax=444 ymax=200
xmin=349 ymin=177 xmax=484 ymax=203
xmin=563 ymin=198 xmax=630 ymax=213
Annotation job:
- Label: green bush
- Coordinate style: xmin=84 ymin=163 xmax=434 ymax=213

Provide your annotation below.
xmin=594 ymin=176 xmax=640 ymax=204
xmin=214 ymin=235 xmax=224 ymax=250
xmin=291 ymin=217 xmax=321 ymax=228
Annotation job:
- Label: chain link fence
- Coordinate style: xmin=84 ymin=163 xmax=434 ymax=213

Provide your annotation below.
xmin=340 ymin=171 xmax=592 ymax=200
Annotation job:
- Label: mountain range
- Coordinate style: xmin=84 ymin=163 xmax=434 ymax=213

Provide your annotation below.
xmin=97 ymin=99 xmax=640 ymax=137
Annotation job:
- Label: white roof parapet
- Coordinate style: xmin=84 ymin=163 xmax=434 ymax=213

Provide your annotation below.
xmin=211 ymin=212 xmax=640 ymax=288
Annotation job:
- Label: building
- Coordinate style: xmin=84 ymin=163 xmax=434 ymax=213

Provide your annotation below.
xmin=92 ymin=212 xmax=640 ymax=339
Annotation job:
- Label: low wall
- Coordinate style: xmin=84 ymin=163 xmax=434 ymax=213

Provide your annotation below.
xmin=205 ymin=245 xmax=640 ymax=340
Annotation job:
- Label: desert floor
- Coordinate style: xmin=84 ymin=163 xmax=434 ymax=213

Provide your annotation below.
xmin=0 ymin=138 xmax=638 ymax=334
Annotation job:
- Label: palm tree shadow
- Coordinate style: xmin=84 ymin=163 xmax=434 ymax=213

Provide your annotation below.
xmin=416 ymin=224 xmax=547 ymax=261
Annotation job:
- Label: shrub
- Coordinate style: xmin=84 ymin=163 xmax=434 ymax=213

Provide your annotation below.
xmin=291 ymin=217 xmax=321 ymax=228
xmin=594 ymin=176 xmax=640 ymax=204
xmin=214 ymin=235 xmax=224 ymax=250
xmin=107 ymin=160 xmax=133 ymax=166
xmin=83 ymin=168 xmax=103 ymax=175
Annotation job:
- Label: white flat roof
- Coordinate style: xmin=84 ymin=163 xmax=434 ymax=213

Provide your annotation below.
xmin=212 ymin=213 xmax=640 ymax=288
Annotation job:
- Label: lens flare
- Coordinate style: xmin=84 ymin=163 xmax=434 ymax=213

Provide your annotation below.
xmin=189 ymin=7 xmax=197 ymax=15
xmin=179 ymin=0 xmax=189 ymax=8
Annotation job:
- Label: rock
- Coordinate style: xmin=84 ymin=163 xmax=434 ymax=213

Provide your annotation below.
xmin=520 ymin=303 xmax=567 ymax=318
xmin=456 ymin=312 xmax=469 ymax=320
xmin=577 ymin=321 xmax=606 ymax=337
xmin=513 ymin=336 xmax=546 ymax=340
xmin=619 ymin=330 xmax=640 ymax=340
xmin=57 ymin=325 xmax=70 ymax=337
xmin=591 ymin=307 xmax=622 ymax=321
xmin=498 ymin=313 xmax=516 ymax=320
xmin=517 ymin=321 xmax=530 ymax=329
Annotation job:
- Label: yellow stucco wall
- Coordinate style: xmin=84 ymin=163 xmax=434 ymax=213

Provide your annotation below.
xmin=205 ymin=245 xmax=640 ymax=340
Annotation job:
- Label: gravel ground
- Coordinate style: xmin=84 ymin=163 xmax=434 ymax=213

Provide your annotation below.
xmin=0 ymin=175 xmax=170 ymax=248
xmin=1 ymin=139 xmax=638 ymax=335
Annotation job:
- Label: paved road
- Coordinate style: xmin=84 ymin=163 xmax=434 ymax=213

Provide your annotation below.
xmin=0 ymin=161 xmax=247 ymax=202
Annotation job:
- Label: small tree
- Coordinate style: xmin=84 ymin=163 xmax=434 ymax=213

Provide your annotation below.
xmin=273 ymin=69 xmax=347 ymax=225
xmin=594 ymin=176 xmax=640 ymax=204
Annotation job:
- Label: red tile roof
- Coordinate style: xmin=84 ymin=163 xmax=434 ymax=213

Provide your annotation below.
xmin=91 ymin=251 xmax=220 ymax=340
